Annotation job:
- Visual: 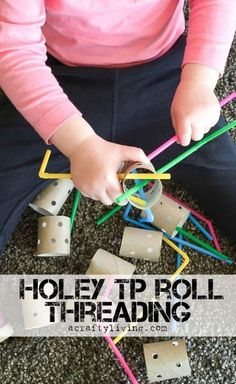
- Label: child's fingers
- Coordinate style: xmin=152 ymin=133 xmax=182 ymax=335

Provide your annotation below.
xmin=81 ymin=192 xmax=98 ymax=201
xmin=98 ymin=191 xmax=114 ymax=206
xmin=204 ymin=125 xmax=212 ymax=133
xmin=175 ymin=118 xmax=191 ymax=146
xmin=106 ymin=177 xmax=128 ymax=206
xmin=121 ymin=145 xmax=148 ymax=163
xmin=191 ymin=123 xmax=205 ymax=141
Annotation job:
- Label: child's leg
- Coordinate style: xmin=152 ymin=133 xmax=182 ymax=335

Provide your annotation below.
xmin=0 ymin=61 xmax=116 ymax=255
xmin=0 ymin=95 xmax=67 ymax=254
xmin=115 ymin=36 xmax=236 ymax=243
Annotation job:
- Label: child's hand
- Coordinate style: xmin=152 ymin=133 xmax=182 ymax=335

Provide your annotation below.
xmin=171 ymin=64 xmax=221 ymax=146
xmin=69 ymin=133 xmax=148 ymax=205
xmin=50 ymin=114 xmax=148 ymax=205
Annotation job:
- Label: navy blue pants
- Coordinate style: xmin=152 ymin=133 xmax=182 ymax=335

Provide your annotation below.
xmin=0 ymin=35 xmax=236 ymax=255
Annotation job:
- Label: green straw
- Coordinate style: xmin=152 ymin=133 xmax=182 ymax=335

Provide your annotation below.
xmin=176 ymin=227 xmax=231 ymax=262
xmin=96 ymin=119 xmax=236 ymax=225
xmin=96 ymin=204 xmax=123 ymax=226
xmin=115 ymin=120 xmax=236 ymax=204
xmin=70 ymin=190 xmax=81 ymax=232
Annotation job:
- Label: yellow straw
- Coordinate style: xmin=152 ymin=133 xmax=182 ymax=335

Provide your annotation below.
xmin=38 ymin=150 xmax=72 ymax=179
xmin=38 ymin=150 xmax=170 ymax=181
xmin=129 ymin=195 xmax=146 ymax=206
xmin=118 ymin=173 xmax=171 ymax=180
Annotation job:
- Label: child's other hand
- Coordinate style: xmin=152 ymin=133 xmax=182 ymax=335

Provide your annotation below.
xmin=69 ymin=134 xmax=148 ymax=205
xmin=171 ymin=64 xmax=221 ymax=146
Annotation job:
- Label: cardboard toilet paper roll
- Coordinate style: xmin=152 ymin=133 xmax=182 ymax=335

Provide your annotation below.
xmin=37 ymin=216 xmax=70 ymax=256
xmin=86 ymin=249 xmax=136 ymax=275
xmin=143 ymin=339 xmax=191 ymax=382
xmin=122 ymin=162 xmax=162 ymax=210
xmin=29 ymin=179 xmax=74 ymax=215
xmin=119 ymin=227 xmax=162 ymax=262
xmin=21 ymin=286 xmax=59 ymax=330
xmin=143 ymin=194 xmax=190 ymax=237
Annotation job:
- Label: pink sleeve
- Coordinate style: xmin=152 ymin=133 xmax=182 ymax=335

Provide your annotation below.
xmin=0 ymin=1 xmax=81 ymax=143
xmin=183 ymin=0 xmax=236 ymax=75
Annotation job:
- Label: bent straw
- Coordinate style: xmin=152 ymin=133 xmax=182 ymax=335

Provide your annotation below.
xmin=39 ymin=150 xmax=170 ymax=181
xmin=188 ymin=214 xmax=213 ymax=241
xmin=176 ymin=227 xmax=231 ymax=262
xmin=70 ymin=190 xmax=81 ymax=232
xmin=121 ymin=209 xmax=233 ymax=264
xmin=113 ymin=236 xmax=190 ymax=344
xmin=164 ymin=233 xmax=233 ymax=265
xmin=207 ymin=221 xmax=222 ymax=252
xmin=38 ymin=150 xmax=71 ymax=179
xmin=115 ymin=120 xmax=236 ymax=204
xmin=163 ymin=191 xmax=222 ymax=252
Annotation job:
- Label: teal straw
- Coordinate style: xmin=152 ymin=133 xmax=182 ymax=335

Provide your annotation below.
xmin=70 ymin=190 xmax=81 ymax=232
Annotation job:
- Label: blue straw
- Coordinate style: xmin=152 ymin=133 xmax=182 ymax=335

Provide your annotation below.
xmin=131 ymin=169 xmax=154 ymax=223
xmin=139 ymin=209 xmax=154 ymax=223
xmin=164 ymin=233 xmax=233 ymax=265
xmin=176 ymin=233 xmax=183 ymax=269
xmin=188 ymin=214 xmax=213 ymax=241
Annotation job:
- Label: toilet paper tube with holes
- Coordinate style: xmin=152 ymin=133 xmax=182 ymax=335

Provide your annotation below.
xmin=142 ymin=193 xmax=190 ymax=237
xmin=37 ymin=216 xmax=70 ymax=256
xmin=119 ymin=227 xmax=163 ymax=262
xmin=143 ymin=339 xmax=191 ymax=382
xmin=121 ymin=162 xmax=162 ymax=210
xmin=29 ymin=179 xmax=74 ymax=215
xmin=21 ymin=286 xmax=59 ymax=330
xmin=86 ymin=249 xmax=136 ymax=275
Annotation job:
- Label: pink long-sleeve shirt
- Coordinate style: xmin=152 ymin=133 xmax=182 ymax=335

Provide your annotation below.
xmin=0 ymin=0 xmax=235 ymax=143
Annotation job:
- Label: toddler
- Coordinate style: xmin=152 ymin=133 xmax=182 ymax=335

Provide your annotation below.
xmin=0 ymin=0 xmax=236 ymax=255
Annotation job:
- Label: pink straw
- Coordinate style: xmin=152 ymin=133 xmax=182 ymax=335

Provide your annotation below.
xmin=219 ymin=92 xmax=236 ymax=107
xmin=104 ymin=334 xmax=139 ymax=384
xmin=147 ymin=135 xmax=178 ymax=160
xmin=100 ymin=277 xmax=139 ymax=384
xmin=163 ymin=191 xmax=222 ymax=252
xmin=207 ymin=221 xmax=222 ymax=253
xmin=147 ymin=93 xmax=236 ymax=163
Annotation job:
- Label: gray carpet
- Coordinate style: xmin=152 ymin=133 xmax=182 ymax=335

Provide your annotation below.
xmin=0 ymin=27 xmax=236 ymax=384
